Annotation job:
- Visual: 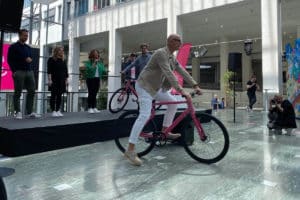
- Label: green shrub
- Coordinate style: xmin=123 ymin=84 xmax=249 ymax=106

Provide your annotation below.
xmin=98 ymin=87 xmax=108 ymax=109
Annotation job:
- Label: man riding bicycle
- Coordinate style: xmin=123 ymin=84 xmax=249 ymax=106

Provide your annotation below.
xmin=124 ymin=34 xmax=202 ymax=166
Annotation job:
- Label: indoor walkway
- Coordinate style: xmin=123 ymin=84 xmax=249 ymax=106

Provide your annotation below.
xmin=0 ymin=109 xmax=300 ymax=200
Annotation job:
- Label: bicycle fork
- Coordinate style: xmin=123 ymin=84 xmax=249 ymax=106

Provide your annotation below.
xmin=190 ymin=112 xmax=207 ymax=141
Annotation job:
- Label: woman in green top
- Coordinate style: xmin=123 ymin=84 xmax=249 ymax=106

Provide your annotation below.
xmin=83 ymin=49 xmax=107 ymax=113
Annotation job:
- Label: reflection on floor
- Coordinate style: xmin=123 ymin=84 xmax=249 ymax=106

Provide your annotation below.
xmin=1 ymin=109 xmax=300 ymax=200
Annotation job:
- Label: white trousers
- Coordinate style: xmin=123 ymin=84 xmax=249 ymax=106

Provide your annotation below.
xmin=128 ymin=82 xmax=177 ymax=144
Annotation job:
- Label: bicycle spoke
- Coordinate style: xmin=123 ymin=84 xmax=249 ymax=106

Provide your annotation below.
xmin=109 ymin=88 xmax=129 ymax=113
xmin=184 ymin=113 xmax=229 ymax=163
xmin=115 ymin=110 xmax=156 ymax=157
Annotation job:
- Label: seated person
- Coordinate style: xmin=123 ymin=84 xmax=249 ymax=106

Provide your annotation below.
xmin=267 ymin=94 xmax=297 ymax=130
xmin=219 ymin=97 xmax=225 ymax=109
xmin=211 ymin=94 xmax=219 ymax=110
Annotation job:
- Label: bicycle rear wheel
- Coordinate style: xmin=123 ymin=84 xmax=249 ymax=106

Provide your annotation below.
xmin=114 ymin=110 xmax=156 ymax=157
xmin=109 ymin=88 xmax=129 ymax=113
xmin=183 ymin=113 xmax=229 ymax=164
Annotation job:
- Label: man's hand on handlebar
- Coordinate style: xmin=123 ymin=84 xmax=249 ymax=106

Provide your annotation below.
xmin=194 ymin=86 xmax=202 ymax=95
xmin=181 ymin=90 xmax=192 ymax=100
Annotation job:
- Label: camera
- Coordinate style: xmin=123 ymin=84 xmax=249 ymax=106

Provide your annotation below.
xmin=271 ymin=99 xmax=276 ymax=104
xmin=270 ymin=99 xmax=277 ymax=108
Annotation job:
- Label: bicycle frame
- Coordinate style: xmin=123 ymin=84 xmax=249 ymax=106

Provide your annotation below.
xmin=124 ymin=79 xmax=138 ymax=98
xmin=146 ymin=96 xmax=207 ymax=141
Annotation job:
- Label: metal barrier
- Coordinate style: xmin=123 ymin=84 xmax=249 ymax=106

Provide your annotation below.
xmin=0 ymin=90 xmax=108 ymax=117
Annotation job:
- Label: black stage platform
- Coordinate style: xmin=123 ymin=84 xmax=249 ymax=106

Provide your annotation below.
xmin=0 ymin=109 xmax=211 ymax=157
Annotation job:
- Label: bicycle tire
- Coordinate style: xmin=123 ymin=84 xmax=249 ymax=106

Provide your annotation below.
xmin=0 ymin=178 xmax=7 ymax=200
xmin=183 ymin=112 xmax=229 ymax=164
xmin=114 ymin=110 xmax=156 ymax=157
xmin=109 ymin=88 xmax=130 ymax=113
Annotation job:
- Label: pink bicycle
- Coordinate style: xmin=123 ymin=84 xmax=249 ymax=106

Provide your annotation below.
xmin=108 ymin=78 xmax=162 ymax=113
xmin=108 ymin=79 xmax=139 ymax=113
xmin=115 ymin=94 xmax=229 ymax=164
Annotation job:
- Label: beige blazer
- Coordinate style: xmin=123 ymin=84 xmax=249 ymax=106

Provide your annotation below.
xmin=137 ymin=46 xmax=197 ymax=97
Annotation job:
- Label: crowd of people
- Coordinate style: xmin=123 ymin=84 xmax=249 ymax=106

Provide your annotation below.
xmin=6 ymin=29 xmax=297 ymax=165
xmin=7 ymin=29 xmax=108 ymax=118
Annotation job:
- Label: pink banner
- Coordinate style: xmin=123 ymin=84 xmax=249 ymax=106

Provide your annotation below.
xmin=171 ymin=43 xmax=192 ymax=95
xmin=1 ymin=44 xmax=14 ymax=90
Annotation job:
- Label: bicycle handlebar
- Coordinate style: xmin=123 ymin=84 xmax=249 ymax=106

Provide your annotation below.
xmin=181 ymin=92 xmax=197 ymax=98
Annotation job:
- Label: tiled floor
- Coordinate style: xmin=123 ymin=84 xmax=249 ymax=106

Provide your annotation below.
xmin=1 ymin=109 xmax=300 ymax=200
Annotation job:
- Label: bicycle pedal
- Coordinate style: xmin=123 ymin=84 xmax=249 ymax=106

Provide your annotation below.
xmin=155 ymin=139 xmax=166 ymax=147
xmin=153 ymin=131 xmax=167 ymax=147
xmin=145 ymin=138 xmax=154 ymax=143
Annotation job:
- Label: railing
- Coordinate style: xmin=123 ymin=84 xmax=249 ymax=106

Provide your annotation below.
xmin=0 ymin=90 xmax=108 ymax=117
xmin=0 ymin=84 xmax=263 ymax=117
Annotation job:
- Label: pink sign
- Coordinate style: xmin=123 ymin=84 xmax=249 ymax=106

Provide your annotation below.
xmin=171 ymin=43 xmax=192 ymax=95
xmin=1 ymin=44 xmax=14 ymax=90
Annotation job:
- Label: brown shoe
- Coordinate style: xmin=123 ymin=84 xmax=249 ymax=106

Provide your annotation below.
xmin=124 ymin=150 xmax=142 ymax=166
xmin=165 ymin=132 xmax=181 ymax=140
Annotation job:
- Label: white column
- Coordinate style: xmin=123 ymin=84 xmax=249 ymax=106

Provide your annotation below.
xmin=242 ymin=52 xmax=252 ymax=89
xmin=220 ymin=39 xmax=229 ymax=98
xmin=167 ymin=0 xmax=181 ymax=37
xmin=37 ymin=3 xmax=48 ymax=114
xmin=36 ymin=44 xmax=48 ymax=114
xmin=70 ymin=0 xmax=75 ymax=18
xmin=192 ymin=58 xmax=200 ymax=83
xmin=107 ymin=29 xmax=122 ymax=106
xmin=68 ymin=21 xmax=80 ymax=112
xmin=88 ymin=0 xmax=94 ymax=12
xmin=0 ymin=94 xmax=6 ymax=116
xmin=261 ymin=0 xmax=282 ymax=95
xmin=110 ymin=0 xmax=116 ymax=6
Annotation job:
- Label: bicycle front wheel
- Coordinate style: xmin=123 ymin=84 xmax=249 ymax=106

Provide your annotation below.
xmin=109 ymin=88 xmax=129 ymax=113
xmin=0 ymin=178 xmax=7 ymax=200
xmin=183 ymin=113 xmax=229 ymax=164
xmin=114 ymin=110 xmax=156 ymax=157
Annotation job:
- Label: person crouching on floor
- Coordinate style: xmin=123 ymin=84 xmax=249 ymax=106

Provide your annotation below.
xmin=267 ymin=94 xmax=297 ymax=134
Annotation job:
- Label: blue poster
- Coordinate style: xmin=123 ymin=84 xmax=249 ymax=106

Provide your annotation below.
xmin=286 ymin=38 xmax=300 ymax=118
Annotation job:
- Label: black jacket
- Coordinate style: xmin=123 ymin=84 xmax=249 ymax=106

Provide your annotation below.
xmin=7 ymin=41 xmax=32 ymax=72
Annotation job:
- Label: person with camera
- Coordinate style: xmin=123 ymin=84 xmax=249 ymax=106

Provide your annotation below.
xmin=267 ymin=95 xmax=296 ymax=133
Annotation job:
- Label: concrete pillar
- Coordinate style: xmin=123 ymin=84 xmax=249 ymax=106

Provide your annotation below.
xmin=110 ymin=0 xmax=116 ymax=6
xmin=36 ymin=45 xmax=48 ymax=114
xmin=67 ymin=22 xmax=80 ymax=112
xmin=0 ymin=94 xmax=6 ymax=116
xmin=192 ymin=58 xmax=200 ymax=83
xmin=88 ymin=0 xmax=94 ymax=12
xmin=242 ymin=52 xmax=252 ymax=89
xmin=37 ymin=3 xmax=51 ymax=114
xmin=220 ymin=40 xmax=229 ymax=98
xmin=107 ymin=29 xmax=122 ymax=103
xmin=261 ymin=0 xmax=282 ymax=95
xmin=167 ymin=0 xmax=182 ymax=36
